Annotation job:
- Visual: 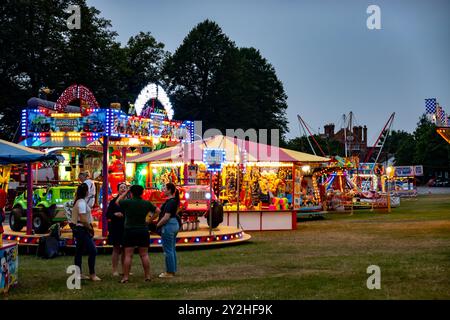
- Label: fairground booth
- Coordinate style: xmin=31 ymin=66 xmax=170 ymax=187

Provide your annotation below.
xmin=386 ymin=165 xmax=423 ymax=198
xmin=127 ymin=135 xmax=330 ymax=231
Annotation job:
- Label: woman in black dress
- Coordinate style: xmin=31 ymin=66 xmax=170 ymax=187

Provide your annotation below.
xmin=106 ymin=182 xmax=127 ymax=276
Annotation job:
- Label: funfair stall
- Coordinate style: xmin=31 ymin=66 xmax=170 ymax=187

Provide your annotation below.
xmin=386 ymin=165 xmax=423 ymax=197
xmin=128 ymin=135 xmax=330 ymax=231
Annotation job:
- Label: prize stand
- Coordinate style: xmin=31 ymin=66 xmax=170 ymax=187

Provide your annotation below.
xmin=129 ymin=135 xmax=330 ymax=231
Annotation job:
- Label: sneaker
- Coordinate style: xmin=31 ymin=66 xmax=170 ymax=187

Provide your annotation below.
xmin=90 ymin=275 xmax=102 ymax=281
xmin=158 ymin=272 xmax=175 ymax=278
xmin=77 ymin=274 xmax=90 ymax=280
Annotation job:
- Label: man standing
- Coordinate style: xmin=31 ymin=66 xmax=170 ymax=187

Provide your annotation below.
xmin=79 ymin=172 xmax=96 ymax=209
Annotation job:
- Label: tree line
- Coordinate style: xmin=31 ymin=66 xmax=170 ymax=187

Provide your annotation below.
xmin=0 ymin=0 xmax=288 ymax=141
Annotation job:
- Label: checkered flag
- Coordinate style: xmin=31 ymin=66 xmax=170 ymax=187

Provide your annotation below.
xmin=425 ymin=98 xmax=437 ymax=114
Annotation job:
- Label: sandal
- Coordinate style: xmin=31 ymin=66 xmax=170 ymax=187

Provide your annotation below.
xmin=119 ymin=279 xmax=129 ymax=284
xmin=145 ymin=278 xmax=151 ymax=282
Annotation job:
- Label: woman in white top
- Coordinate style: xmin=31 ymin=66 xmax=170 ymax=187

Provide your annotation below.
xmin=72 ymin=183 xmax=101 ymax=281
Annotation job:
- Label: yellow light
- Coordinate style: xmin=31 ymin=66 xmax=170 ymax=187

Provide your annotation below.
xmin=302 ymin=165 xmax=311 ymax=173
xmin=150 ymin=162 xmax=184 ymax=168
xmin=246 ymin=162 xmax=292 ymax=167
xmin=128 ymin=138 xmax=141 ymax=146
xmin=141 ymin=169 xmax=148 ymax=175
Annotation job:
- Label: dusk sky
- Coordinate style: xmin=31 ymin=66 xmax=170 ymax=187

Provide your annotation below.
xmin=88 ymin=0 xmax=450 ymax=142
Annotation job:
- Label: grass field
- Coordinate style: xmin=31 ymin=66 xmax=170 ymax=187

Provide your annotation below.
xmin=5 ymin=194 xmax=450 ymax=300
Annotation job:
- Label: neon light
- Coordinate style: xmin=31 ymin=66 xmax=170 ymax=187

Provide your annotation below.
xmin=134 ymin=83 xmax=174 ymax=120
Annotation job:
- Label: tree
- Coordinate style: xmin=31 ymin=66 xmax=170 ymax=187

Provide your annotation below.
xmin=412 ymin=116 xmax=450 ymax=179
xmin=121 ymin=31 xmax=169 ymax=105
xmin=0 ymin=0 xmax=70 ymax=140
xmin=164 ymin=20 xmax=234 ymax=123
xmin=285 ymin=135 xmax=344 ymax=157
xmin=383 ymin=130 xmax=415 ymax=165
xmin=164 ymin=20 xmax=289 ymax=140
xmin=59 ymin=1 xmax=123 ymax=106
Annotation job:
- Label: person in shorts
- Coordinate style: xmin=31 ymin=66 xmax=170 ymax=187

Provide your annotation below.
xmin=117 ymin=185 xmax=159 ymax=283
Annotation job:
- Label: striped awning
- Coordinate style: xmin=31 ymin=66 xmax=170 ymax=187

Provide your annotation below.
xmin=128 ymin=135 xmax=330 ymax=163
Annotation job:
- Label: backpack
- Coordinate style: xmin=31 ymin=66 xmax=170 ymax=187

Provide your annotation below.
xmin=205 ymin=201 xmax=224 ymax=229
xmin=37 ymin=236 xmax=60 ymax=259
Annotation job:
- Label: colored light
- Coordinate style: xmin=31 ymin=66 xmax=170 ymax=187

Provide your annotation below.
xmin=184 ymin=238 xmax=189 ymax=243
xmin=195 ymin=238 xmax=200 ymax=242
xmin=158 ymin=239 xmax=162 ymax=244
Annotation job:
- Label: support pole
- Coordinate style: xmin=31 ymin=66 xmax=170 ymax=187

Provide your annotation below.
xmin=26 ymin=163 xmax=33 ymax=235
xmin=209 ymin=172 xmax=213 ymax=236
xmin=237 ymin=164 xmax=240 ymax=229
xmin=122 ymin=147 xmax=127 ymax=181
xmin=102 ymin=136 xmax=109 ymax=237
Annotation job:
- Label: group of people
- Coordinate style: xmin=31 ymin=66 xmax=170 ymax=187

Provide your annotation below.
xmin=72 ymin=172 xmax=180 ymax=283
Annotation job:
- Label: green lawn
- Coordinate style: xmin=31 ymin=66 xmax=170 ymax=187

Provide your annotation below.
xmin=6 ymin=194 xmax=450 ymax=300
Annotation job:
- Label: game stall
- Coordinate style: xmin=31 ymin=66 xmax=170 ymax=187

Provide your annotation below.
xmin=386 ymin=165 xmax=423 ymax=198
xmin=128 ymin=135 xmax=330 ymax=231
xmin=312 ymin=156 xmax=359 ymax=211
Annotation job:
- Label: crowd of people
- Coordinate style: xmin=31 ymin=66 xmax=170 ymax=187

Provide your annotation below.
xmin=71 ymin=172 xmax=180 ymax=283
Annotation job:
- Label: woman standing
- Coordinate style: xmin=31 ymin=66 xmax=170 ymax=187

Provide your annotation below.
xmin=156 ymin=182 xmax=180 ymax=278
xmin=71 ymin=183 xmax=101 ymax=281
xmin=106 ymin=182 xmax=127 ymax=276
xmin=117 ymin=185 xmax=159 ymax=283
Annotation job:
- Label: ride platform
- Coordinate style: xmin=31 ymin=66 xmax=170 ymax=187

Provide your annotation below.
xmin=1 ymin=224 xmax=251 ymax=250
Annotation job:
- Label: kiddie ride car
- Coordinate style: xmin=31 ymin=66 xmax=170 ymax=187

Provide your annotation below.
xmin=9 ymin=186 xmax=77 ymax=234
xmin=143 ymin=185 xmax=223 ymax=231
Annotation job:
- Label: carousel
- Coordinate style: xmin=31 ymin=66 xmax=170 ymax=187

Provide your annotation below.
xmin=1 ymin=84 xmax=250 ymax=249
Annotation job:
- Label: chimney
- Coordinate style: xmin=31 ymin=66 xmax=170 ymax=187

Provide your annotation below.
xmin=358 ymin=126 xmax=363 ymax=142
xmin=363 ymin=125 xmax=367 ymax=145
xmin=324 ymin=124 xmax=335 ymax=138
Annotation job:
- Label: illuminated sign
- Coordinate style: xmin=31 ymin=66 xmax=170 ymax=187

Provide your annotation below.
xmin=203 ymin=149 xmax=226 ymax=172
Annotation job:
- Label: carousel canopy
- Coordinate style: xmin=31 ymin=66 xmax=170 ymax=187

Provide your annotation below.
xmin=0 ymin=138 xmax=64 ymax=164
xmin=127 ymin=135 xmax=330 ymax=163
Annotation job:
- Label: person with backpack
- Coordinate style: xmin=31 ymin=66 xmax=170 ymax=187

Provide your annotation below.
xmin=117 ymin=185 xmax=159 ymax=283
xmin=156 ymin=182 xmax=181 ymax=278
xmin=71 ymin=183 xmax=101 ymax=281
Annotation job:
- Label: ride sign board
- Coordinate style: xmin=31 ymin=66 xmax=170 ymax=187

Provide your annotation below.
xmin=394 ymin=165 xmax=423 ymax=177
xmin=203 ymin=149 xmax=226 ymax=172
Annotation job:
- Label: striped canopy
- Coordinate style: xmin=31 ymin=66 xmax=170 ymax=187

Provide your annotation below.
xmin=127 ymin=135 xmax=330 ymax=163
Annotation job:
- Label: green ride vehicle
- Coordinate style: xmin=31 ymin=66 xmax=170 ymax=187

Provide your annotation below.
xmin=9 ymin=186 xmax=77 ymax=234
